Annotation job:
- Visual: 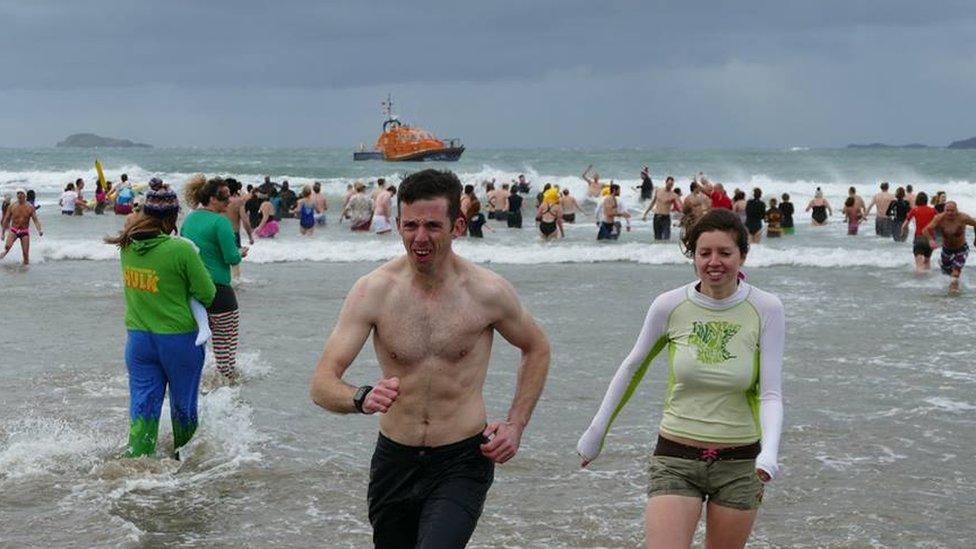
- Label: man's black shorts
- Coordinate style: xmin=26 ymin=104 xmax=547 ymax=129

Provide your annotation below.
xmin=368 ymin=432 xmax=494 ymax=549
xmin=653 ymin=214 xmax=671 ymax=240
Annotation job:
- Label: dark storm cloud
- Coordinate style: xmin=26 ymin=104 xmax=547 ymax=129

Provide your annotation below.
xmin=3 ymin=0 xmax=974 ymax=90
xmin=1 ymin=1 xmax=975 ymax=147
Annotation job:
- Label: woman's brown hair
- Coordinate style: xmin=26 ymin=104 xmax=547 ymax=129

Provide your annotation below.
xmin=681 ymin=208 xmax=749 ymax=259
xmin=104 ymin=211 xmax=178 ymax=249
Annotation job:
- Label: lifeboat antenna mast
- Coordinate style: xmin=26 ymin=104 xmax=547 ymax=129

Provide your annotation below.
xmin=382 ymin=94 xmax=395 ymax=119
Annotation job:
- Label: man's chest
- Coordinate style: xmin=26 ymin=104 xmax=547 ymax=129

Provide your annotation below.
xmin=374 ymin=293 xmax=491 ymax=364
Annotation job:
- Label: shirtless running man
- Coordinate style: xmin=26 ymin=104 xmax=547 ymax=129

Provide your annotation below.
xmin=642 ymin=176 xmax=681 ymax=241
xmin=0 ymin=189 xmax=43 ymax=265
xmin=923 ymin=201 xmax=976 ymax=294
xmin=310 ymin=169 xmax=550 ymax=548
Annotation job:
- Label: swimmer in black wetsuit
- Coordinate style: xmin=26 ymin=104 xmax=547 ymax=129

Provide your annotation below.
xmin=744 ymin=188 xmax=766 ymax=243
xmin=506 ymin=187 xmax=523 ymax=228
xmin=778 ymin=193 xmax=795 ymax=235
xmin=465 ymin=197 xmax=490 ymax=238
xmin=886 ymin=187 xmax=911 ymax=242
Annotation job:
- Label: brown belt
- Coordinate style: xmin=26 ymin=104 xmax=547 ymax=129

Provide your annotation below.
xmin=653 ymin=435 xmax=760 ymax=462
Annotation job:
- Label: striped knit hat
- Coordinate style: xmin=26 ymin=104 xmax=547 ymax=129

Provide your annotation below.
xmin=143 ymin=178 xmax=179 ymax=217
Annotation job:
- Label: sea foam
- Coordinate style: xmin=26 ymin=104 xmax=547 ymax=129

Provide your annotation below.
xmin=24 ymin=237 xmax=913 ymax=269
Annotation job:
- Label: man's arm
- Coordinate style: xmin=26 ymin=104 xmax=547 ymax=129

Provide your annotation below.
xmin=865 ymin=197 xmax=876 ymax=216
xmin=480 ymin=277 xmax=550 ymax=463
xmin=240 ymin=204 xmax=254 ymax=243
xmin=581 ymin=165 xmax=595 ymax=185
xmin=31 ymin=209 xmax=43 ymax=235
xmin=310 ymin=276 xmax=380 ymax=413
xmin=642 ymin=195 xmax=656 ymax=220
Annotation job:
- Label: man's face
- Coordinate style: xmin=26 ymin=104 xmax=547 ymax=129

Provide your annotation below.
xmin=398 ymin=198 xmax=464 ymax=272
xmin=945 ymin=202 xmax=958 ymax=219
xmin=16 ymin=192 xmax=26 ymax=203
xmin=211 ymin=187 xmax=231 ymax=213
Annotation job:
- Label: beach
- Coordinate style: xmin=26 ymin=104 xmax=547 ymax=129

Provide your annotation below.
xmin=2 ymin=147 xmax=976 ymax=547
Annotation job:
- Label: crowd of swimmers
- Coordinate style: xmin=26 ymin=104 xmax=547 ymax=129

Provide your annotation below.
xmin=3 ymin=167 xmax=975 ymax=294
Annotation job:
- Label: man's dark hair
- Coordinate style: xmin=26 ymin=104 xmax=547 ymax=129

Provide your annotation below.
xmin=682 ymin=208 xmax=749 ymax=259
xmin=121 ymin=174 xmax=129 ymax=182
xmin=915 ymin=191 xmax=928 ymax=206
xmin=378 ymin=178 xmax=386 ymax=186
xmin=464 ymin=184 xmax=474 ymax=195
xmin=881 ymin=181 xmax=889 ymax=191
xmin=397 ymin=169 xmax=462 ymax=221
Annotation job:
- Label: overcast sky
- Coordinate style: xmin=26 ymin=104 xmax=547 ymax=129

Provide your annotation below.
xmin=1 ymin=0 xmax=974 ymax=148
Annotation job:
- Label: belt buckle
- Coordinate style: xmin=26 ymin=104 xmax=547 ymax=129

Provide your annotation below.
xmin=700 ymin=448 xmax=719 ymax=463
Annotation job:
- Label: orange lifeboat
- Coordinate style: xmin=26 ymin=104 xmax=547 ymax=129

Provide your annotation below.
xmin=353 ymin=96 xmax=464 ymax=162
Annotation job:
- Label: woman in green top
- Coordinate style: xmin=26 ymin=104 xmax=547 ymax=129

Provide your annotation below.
xmin=105 ymin=180 xmax=216 ymax=458
xmin=578 ymin=209 xmax=784 ymax=547
xmin=181 ymin=175 xmax=248 ymax=381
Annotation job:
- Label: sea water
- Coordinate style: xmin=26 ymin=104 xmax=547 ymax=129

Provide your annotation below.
xmin=1 ymin=148 xmax=975 ymax=547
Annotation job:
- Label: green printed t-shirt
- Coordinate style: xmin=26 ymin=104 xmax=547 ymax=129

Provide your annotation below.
xmin=659 ymin=297 xmax=762 ymax=443
xmin=120 ymin=234 xmax=216 ymax=333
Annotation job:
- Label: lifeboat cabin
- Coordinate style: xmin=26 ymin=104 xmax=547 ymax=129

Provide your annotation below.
xmin=353 ymin=101 xmax=464 ymax=162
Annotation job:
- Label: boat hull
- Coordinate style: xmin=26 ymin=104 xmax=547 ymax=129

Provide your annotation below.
xmin=353 ymin=151 xmax=384 ymax=161
xmin=353 ymin=146 xmax=465 ymax=162
xmin=388 ymin=146 xmax=465 ymax=162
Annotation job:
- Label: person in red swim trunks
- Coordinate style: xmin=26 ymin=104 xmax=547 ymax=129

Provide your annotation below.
xmin=0 ymin=189 xmax=43 ymax=265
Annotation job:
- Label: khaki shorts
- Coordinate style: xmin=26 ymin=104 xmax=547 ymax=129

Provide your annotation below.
xmin=647 ymin=455 xmax=764 ymax=510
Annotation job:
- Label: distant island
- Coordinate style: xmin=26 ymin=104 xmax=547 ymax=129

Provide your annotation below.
xmin=947 ymin=136 xmax=976 ymax=149
xmin=845 ymin=143 xmax=930 ymax=149
xmin=56 ymin=133 xmax=152 ymax=148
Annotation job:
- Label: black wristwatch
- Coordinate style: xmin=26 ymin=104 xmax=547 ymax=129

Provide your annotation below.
xmin=353 ymin=385 xmax=373 ymax=414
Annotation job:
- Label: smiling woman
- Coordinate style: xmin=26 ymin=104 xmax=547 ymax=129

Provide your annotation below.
xmin=577 ymin=208 xmax=785 ymax=548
